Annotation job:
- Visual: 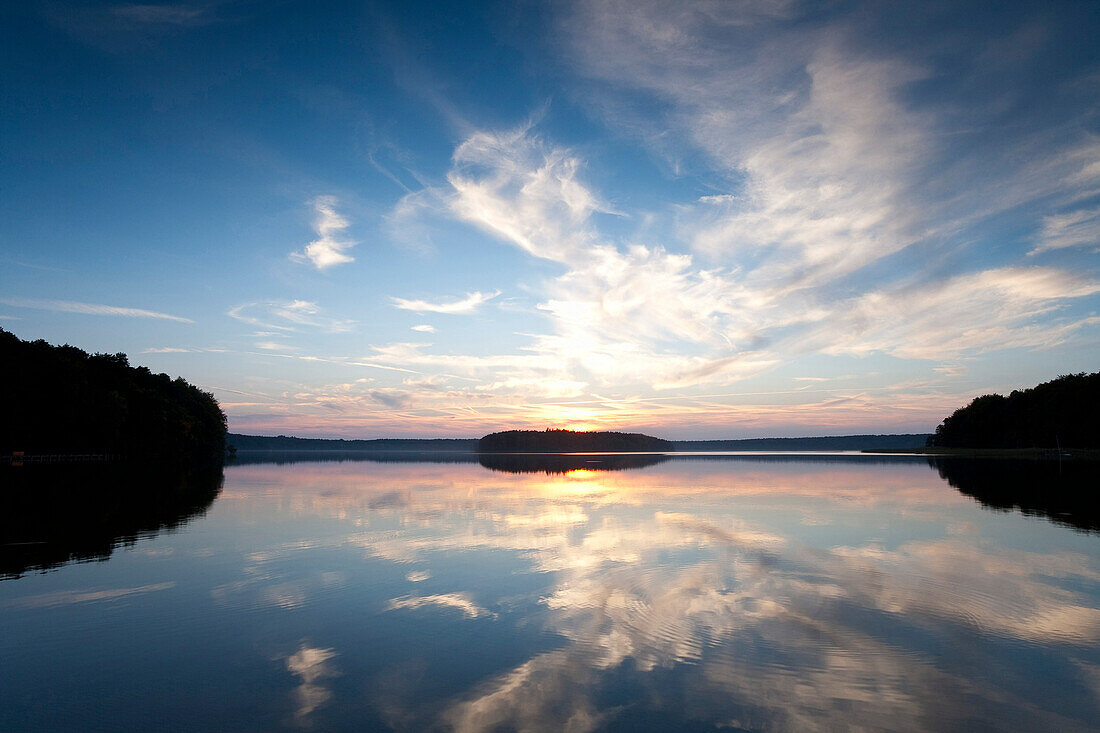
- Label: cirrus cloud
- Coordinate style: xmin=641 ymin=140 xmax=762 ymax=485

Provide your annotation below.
xmin=0 ymin=296 xmax=192 ymax=323
xmin=392 ymin=290 xmax=500 ymax=314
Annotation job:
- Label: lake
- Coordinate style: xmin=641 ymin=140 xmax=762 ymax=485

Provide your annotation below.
xmin=2 ymin=454 xmax=1099 ymax=731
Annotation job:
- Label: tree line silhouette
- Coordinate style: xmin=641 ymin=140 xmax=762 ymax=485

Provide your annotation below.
xmin=927 ymin=372 xmax=1099 ymax=449
xmin=0 ymin=328 xmax=226 ymax=463
xmin=478 ymin=429 xmax=673 ymax=453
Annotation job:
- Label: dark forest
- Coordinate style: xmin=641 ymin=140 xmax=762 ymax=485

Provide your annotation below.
xmin=927 ymin=372 xmax=1099 ymax=449
xmin=0 ymin=328 xmax=226 ymax=463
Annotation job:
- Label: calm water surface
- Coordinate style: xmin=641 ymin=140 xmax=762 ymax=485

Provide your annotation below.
xmin=2 ymin=454 xmax=1099 ymax=731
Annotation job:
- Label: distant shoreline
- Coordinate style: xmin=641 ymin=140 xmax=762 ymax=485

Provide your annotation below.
xmin=227 ymin=432 xmax=933 ymax=454
xmin=864 ymin=447 xmax=1100 ymax=460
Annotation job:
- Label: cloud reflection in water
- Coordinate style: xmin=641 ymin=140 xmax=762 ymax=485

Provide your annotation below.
xmin=221 ymin=458 xmax=1100 ymax=731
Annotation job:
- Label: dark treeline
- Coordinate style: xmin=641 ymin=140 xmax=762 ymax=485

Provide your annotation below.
xmin=1 ymin=463 xmax=223 ymax=579
xmin=928 ymin=372 xmax=1100 ymax=449
xmin=230 ymin=431 xmax=932 ymax=454
xmin=479 ymin=429 xmax=673 ymax=453
xmin=228 ymin=450 xmax=481 ymax=466
xmin=929 ymin=457 xmax=1100 ymax=532
xmin=228 ymin=433 xmax=478 ymax=452
xmin=675 ymin=434 xmax=931 ymax=451
xmin=1 ymin=329 xmax=226 ymax=463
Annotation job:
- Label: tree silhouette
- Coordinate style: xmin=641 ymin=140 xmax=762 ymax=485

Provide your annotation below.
xmin=0 ymin=328 xmax=226 ymax=463
xmin=478 ymin=429 xmax=673 ymax=453
xmin=928 ymin=372 xmax=1100 ymax=449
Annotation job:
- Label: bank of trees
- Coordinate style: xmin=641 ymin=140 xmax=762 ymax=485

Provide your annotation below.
xmin=0 ymin=328 xmax=226 ymax=463
xmin=479 ymin=429 xmax=673 ymax=453
xmin=928 ymin=372 xmax=1100 ymax=449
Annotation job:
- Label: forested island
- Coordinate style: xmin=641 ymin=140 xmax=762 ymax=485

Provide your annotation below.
xmin=0 ymin=329 xmax=226 ymax=464
xmin=927 ymin=372 xmax=1099 ymax=450
xmin=478 ymin=429 xmax=673 ymax=453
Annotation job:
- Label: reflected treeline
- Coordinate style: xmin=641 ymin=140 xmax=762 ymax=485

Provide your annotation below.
xmin=478 ymin=452 xmax=670 ymax=474
xmin=227 ymin=450 xmax=928 ymax=471
xmin=670 ymin=453 xmax=926 ymax=465
xmin=230 ymin=450 xmax=673 ymax=474
xmin=929 ymin=457 xmax=1100 ymax=531
xmin=0 ymin=463 xmax=223 ymax=580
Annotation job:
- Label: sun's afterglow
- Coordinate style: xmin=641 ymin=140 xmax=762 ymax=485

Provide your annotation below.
xmin=561 ymin=421 xmax=599 ymax=432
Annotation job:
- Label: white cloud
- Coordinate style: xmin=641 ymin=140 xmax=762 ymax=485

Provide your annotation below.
xmin=228 ymin=300 xmax=354 ymax=333
xmin=1032 ymin=207 xmax=1100 ymax=254
xmin=0 ymin=297 xmax=192 ymax=322
xmin=562 ymin=3 xmax=933 ymax=289
xmin=444 ymin=127 xmax=779 ymax=388
xmin=411 ymin=324 xmax=436 ymax=333
xmin=142 ymin=347 xmax=192 ymax=353
xmin=392 ymin=290 xmax=500 ymax=314
xmin=290 ymin=196 xmax=358 ymax=270
xmin=816 ymin=267 xmax=1100 ymax=360
xmin=376 ymin=123 xmax=1100 ymax=408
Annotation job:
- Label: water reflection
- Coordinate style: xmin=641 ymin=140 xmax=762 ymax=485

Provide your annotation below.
xmin=215 ymin=457 xmax=1100 ymax=730
xmin=284 ymin=644 xmax=339 ymax=726
xmin=478 ymin=452 xmax=669 ymax=474
xmin=929 ymin=457 xmax=1100 ymax=531
xmin=2 ymin=456 xmax=1098 ymax=732
xmin=0 ymin=463 xmax=223 ymax=579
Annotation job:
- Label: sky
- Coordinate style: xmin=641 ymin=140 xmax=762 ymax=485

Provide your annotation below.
xmin=1 ymin=0 xmax=1098 ymax=439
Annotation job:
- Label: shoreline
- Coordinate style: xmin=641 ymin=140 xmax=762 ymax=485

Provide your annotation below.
xmin=863 ymin=447 xmax=1100 ymax=460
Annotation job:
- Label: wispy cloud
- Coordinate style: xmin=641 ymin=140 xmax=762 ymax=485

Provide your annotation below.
xmin=411 ymin=324 xmax=436 ymax=333
xmin=1032 ymin=207 xmax=1100 ymax=254
xmin=290 ymin=196 xmax=358 ymax=270
xmin=111 ymin=4 xmax=209 ymax=26
xmin=371 ymin=117 xmax=1100 ymax=424
xmin=0 ymin=297 xmax=192 ymax=322
xmin=392 ymin=290 xmax=500 ymax=314
xmin=444 ymin=126 xmax=776 ymax=388
xmin=256 ymin=341 xmax=300 ymax=351
xmin=814 ymin=267 xmax=1100 ymax=360
xmin=228 ymin=300 xmax=354 ymax=333
xmin=143 ymin=346 xmax=193 ymax=353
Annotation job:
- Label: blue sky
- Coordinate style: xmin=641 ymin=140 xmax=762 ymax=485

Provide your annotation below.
xmin=1 ymin=0 xmax=1098 ymax=438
